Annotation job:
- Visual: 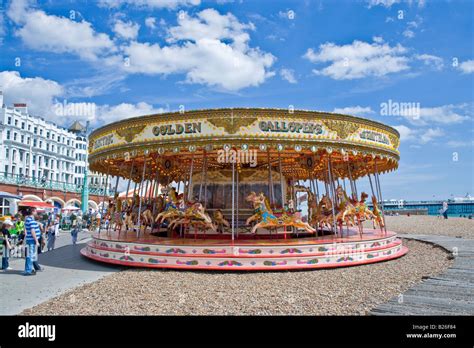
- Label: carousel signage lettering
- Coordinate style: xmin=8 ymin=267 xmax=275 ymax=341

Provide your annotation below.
xmin=259 ymin=121 xmax=323 ymax=134
xmin=152 ymin=122 xmax=202 ymax=136
xmin=93 ymin=134 xmax=114 ymax=150
xmin=359 ymin=130 xmax=390 ymax=145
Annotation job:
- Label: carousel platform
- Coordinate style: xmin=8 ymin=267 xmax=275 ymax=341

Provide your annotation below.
xmin=80 ymin=228 xmax=408 ymax=271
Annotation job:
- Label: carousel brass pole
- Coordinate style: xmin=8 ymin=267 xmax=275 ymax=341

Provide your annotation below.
xmin=278 ymin=151 xmax=285 ymax=207
xmin=99 ymin=167 xmax=110 ymax=234
xmin=203 ymin=152 xmax=209 ymax=208
xmin=347 ymin=163 xmax=357 ymax=200
xmin=187 ymin=155 xmax=194 ymax=202
xmin=236 ymin=164 xmax=239 ymax=239
xmin=314 ymin=175 xmax=320 ymax=203
xmin=374 ymin=159 xmax=387 ymax=234
xmin=199 ymin=150 xmax=206 ymax=202
xmin=151 ymin=170 xmax=161 ymax=222
xmin=267 ymin=149 xmax=274 ymax=207
xmin=231 ymin=159 xmax=235 ymax=244
xmin=327 ymin=158 xmax=338 ymax=237
xmin=136 ymin=154 xmax=148 ymax=238
xmin=125 ymin=160 xmax=135 ymax=208
xmin=107 ymin=173 xmax=121 ymax=233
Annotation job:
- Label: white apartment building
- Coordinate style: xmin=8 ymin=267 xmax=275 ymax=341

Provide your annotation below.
xmin=0 ymin=92 xmax=110 ymax=195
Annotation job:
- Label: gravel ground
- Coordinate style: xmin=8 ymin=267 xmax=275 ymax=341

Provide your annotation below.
xmin=381 ymin=215 xmax=474 ymax=239
xmin=21 ymin=239 xmax=452 ymax=315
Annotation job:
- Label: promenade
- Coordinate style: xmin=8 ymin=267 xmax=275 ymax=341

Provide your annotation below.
xmin=0 ymin=230 xmax=121 ymax=315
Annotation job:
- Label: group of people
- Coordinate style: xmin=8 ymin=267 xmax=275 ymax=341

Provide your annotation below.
xmin=1 ymin=208 xmax=62 ymax=275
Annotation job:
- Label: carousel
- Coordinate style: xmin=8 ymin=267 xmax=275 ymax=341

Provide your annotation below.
xmin=81 ymin=108 xmax=408 ymax=270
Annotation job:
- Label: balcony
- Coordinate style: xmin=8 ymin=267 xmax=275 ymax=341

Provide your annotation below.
xmin=0 ymin=173 xmax=111 ymax=196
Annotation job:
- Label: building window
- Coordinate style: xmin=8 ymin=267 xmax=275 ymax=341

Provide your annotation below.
xmin=5 ymin=149 xmax=9 ymax=158
xmin=33 ymin=139 xmax=37 ymax=147
xmin=6 ymin=130 xmax=10 ymax=140
xmin=21 ymin=122 xmax=25 ymax=129
xmin=14 ymin=119 xmax=18 ymax=126
xmin=39 ymin=129 xmax=43 ymax=136
xmin=13 ymin=133 xmax=17 ymax=141
xmin=46 ymin=131 xmax=50 ymax=139
xmin=21 ymin=134 xmax=25 ymax=143
xmin=0 ymin=198 xmax=11 ymax=216
xmin=4 ymin=165 xmax=8 ymax=176
xmin=33 ymin=155 xmax=36 ymax=164
xmin=39 ymin=140 xmax=42 ymax=148
xmin=7 ymin=117 xmax=11 ymax=125
xmin=34 ymin=127 xmax=37 ymax=134
xmin=28 ymin=124 xmax=31 ymax=131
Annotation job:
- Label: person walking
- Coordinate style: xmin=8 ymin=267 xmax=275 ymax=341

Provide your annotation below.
xmin=46 ymin=223 xmax=56 ymax=251
xmin=71 ymin=215 xmax=79 ymax=245
xmin=23 ymin=207 xmax=42 ymax=275
xmin=1 ymin=219 xmax=14 ymax=271
xmin=442 ymin=201 xmax=449 ymax=220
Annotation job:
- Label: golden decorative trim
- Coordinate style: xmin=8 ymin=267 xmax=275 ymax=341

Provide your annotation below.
xmin=116 ymin=125 xmax=146 ymax=143
xmin=322 ymin=120 xmax=360 ymax=139
xmin=89 ymin=108 xmax=400 ymax=140
xmin=207 ymin=117 xmax=257 ymax=134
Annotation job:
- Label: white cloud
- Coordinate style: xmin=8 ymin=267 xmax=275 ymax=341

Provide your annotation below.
xmin=0 ymin=71 xmax=64 ymax=118
xmin=415 ymin=54 xmax=443 ymax=70
xmin=113 ymin=19 xmax=140 ymax=40
xmin=123 ymin=9 xmax=275 ymax=90
xmin=394 ymin=124 xmax=444 ymax=144
xmin=458 ymin=59 xmax=474 ymax=74
xmin=400 ymin=103 xmax=471 ymax=126
xmin=166 ymin=9 xmax=254 ymax=50
xmin=98 ymin=0 xmax=201 ymax=9
xmin=402 ymin=16 xmax=423 ymax=39
xmin=332 ymin=106 xmax=374 ymax=116
xmin=393 ymin=125 xmax=416 ymax=141
xmin=446 ymin=140 xmax=474 ymax=148
xmin=279 ymin=68 xmax=297 ymax=84
xmin=367 ymin=0 xmax=426 ymax=8
xmin=403 ymin=29 xmax=415 ymax=38
xmin=420 ymin=128 xmax=444 ymax=144
xmin=303 ymin=39 xmax=409 ymax=80
xmin=145 ymin=17 xmax=156 ymax=29
xmin=7 ymin=3 xmax=273 ymax=91
xmin=96 ymin=102 xmax=166 ymax=124
xmin=8 ymin=0 xmax=115 ymax=61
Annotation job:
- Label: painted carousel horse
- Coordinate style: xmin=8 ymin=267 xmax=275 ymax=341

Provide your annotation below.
xmin=335 ymin=186 xmax=356 ymax=236
xmin=124 ymin=207 xmax=134 ymax=232
xmin=352 ymin=192 xmax=375 ymax=237
xmin=140 ymin=205 xmax=154 ymax=233
xmin=154 ymin=187 xmax=181 ymax=224
xmin=370 ymin=195 xmax=385 ymax=232
xmin=245 ymin=191 xmax=263 ymax=226
xmin=113 ymin=198 xmax=124 ymax=232
xmin=213 ymin=209 xmax=230 ymax=233
xmin=311 ymin=194 xmax=335 ymax=230
xmin=246 ymin=192 xmax=316 ymax=234
xmin=168 ymin=202 xmax=217 ymax=233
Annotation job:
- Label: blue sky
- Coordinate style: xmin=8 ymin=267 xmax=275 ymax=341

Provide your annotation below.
xmin=0 ymin=0 xmax=473 ymax=200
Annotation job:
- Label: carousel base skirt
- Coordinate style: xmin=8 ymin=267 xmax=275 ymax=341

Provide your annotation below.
xmin=81 ymin=228 xmax=408 ymax=271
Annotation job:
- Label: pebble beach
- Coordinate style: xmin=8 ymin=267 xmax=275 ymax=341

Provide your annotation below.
xmin=21 ymin=213 xmax=465 ymax=316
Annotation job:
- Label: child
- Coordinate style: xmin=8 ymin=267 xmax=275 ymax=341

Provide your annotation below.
xmin=1 ymin=219 xmax=14 ymax=270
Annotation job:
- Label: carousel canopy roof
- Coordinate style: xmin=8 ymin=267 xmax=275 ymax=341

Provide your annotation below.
xmin=88 ymin=108 xmax=400 ymax=182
